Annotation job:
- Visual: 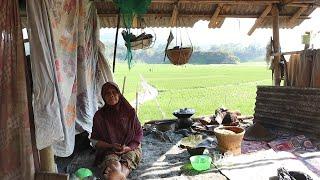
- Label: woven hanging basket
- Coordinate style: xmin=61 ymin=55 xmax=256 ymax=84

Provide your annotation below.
xmin=128 ymin=36 xmax=153 ymax=50
xmin=166 ymin=47 xmax=193 ymax=65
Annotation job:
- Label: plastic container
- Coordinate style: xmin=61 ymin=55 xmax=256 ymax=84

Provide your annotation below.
xmin=190 ymin=155 xmax=212 ymax=171
xmin=75 ymin=168 xmax=93 ymax=180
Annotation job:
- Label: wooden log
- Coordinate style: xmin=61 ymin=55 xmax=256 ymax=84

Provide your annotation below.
xmin=150 ymin=0 xmax=315 ymax=4
xmin=39 ymin=146 xmax=55 ymax=172
xmin=287 ymin=7 xmax=308 ymax=28
xmin=272 ymin=4 xmax=281 ymax=86
xmin=208 ymin=4 xmax=223 ymax=28
xmin=248 ymin=5 xmax=272 ymax=35
xmin=112 ymin=12 xmax=120 ymax=73
xmin=132 ymin=15 xmax=139 ymax=28
xmin=98 ymin=13 xmax=311 ymax=20
xmin=35 ymin=172 xmax=69 ymax=180
xmin=170 ymin=4 xmax=179 ymax=27
xmin=24 ymin=54 xmax=40 ymax=171
xmin=122 ymin=76 xmax=126 ymax=95
xmin=271 ymin=50 xmax=302 ymax=56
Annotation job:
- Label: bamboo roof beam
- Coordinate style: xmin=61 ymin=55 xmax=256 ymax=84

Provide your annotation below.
xmin=248 ymin=5 xmax=272 ymax=35
xmin=281 ymin=0 xmax=295 ymax=5
xmin=271 ymin=50 xmax=303 ymax=56
xmin=287 ymin=7 xmax=308 ymax=28
xmin=98 ymin=13 xmax=310 ymax=20
xmin=272 ymin=4 xmax=281 ymax=86
xmin=150 ymin=0 xmax=315 ymax=4
xmin=208 ymin=4 xmax=223 ymax=28
xmin=132 ymin=15 xmax=139 ymax=28
xmin=170 ymin=3 xmax=179 ymax=27
xmin=95 ymin=0 xmax=314 ymax=3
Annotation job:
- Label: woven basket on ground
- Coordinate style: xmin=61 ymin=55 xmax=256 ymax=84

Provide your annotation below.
xmin=214 ymin=126 xmax=245 ymax=155
xmin=166 ymin=47 xmax=193 ymax=65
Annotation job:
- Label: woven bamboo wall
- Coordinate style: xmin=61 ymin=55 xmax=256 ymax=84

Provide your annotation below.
xmin=254 ymin=86 xmax=320 ymax=135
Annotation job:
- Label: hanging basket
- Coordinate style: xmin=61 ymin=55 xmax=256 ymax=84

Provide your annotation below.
xmin=126 ymin=34 xmax=154 ymax=50
xmin=166 ymin=46 xmax=193 ymax=65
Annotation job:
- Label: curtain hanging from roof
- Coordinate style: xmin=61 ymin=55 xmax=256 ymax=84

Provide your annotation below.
xmin=0 ymin=0 xmax=35 ymax=179
xmin=27 ymin=0 xmax=112 ymax=157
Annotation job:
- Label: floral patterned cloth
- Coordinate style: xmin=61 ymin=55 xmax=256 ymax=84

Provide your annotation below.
xmin=0 ymin=0 xmax=35 ymax=179
xmin=27 ymin=0 xmax=111 ymax=156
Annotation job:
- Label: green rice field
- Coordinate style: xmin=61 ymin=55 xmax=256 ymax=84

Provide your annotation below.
xmin=113 ymin=62 xmax=272 ymax=124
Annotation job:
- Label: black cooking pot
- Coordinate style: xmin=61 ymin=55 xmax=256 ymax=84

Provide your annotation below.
xmin=173 ymin=108 xmax=195 ymax=119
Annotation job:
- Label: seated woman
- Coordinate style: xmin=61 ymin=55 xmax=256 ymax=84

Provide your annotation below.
xmin=91 ymin=82 xmax=143 ymax=180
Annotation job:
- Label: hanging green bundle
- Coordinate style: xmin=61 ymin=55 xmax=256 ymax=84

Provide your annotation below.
xmin=113 ymin=0 xmax=152 ymax=69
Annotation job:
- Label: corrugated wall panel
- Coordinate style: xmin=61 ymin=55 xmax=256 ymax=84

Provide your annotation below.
xmin=254 ymin=86 xmax=320 ymax=136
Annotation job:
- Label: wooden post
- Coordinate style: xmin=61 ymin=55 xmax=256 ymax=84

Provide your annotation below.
xmin=39 ymin=146 xmax=56 ymax=172
xmin=112 ymin=12 xmax=120 ymax=73
xmin=135 ymin=91 xmax=138 ymax=113
xmin=272 ymin=4 xmax=281 ymax=86
xmin=122 ymin=76 xmax=126 ymax=95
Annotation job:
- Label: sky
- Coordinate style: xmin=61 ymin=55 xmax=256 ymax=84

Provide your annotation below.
xmin=100 ymin=8 xmax=320 ymax=52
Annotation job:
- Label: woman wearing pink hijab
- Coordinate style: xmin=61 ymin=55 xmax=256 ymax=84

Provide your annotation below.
xmin=91 ymin=82 xmax=143 ymax=180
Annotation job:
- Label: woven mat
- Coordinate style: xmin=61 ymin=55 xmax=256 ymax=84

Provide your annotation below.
xmin=219 ymin=149 xmax=319 ymax=180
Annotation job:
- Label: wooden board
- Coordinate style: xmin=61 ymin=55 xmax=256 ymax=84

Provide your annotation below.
xmin=35 ymin=172 xmax=69 ymax=180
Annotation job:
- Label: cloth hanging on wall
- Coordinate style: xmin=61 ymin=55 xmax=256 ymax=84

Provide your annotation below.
xmin=27 ymin=0 xmax=109 ymax=157
xmin=0 ymin=0 xmax=35 ymax=179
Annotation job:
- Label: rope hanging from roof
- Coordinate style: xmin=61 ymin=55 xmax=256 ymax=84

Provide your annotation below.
xmin=164 ymin=29 xmax=193 ymax=65
xmin=113 ymin=0 xmax=152 ymax=69
xmin=163 ymin=2 xmax=193 ymax=65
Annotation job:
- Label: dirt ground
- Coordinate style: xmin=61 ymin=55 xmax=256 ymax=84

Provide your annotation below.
xmin=57 ymin=122 xmax=320 ymax=180
xmin=58 ymin=129 xmax=227 ymax=180
xmin=129 ymin=130 xmax=226 ymax=180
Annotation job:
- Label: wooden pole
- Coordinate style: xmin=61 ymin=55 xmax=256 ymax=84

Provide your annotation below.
xmin=25 ymin=55 xmax=40 ymax=172
xmin=122 ymin=76 xmax=126 ymax=95
xmin=39 ymin=146 xmax=56 ymax=172
xmin=271 ymin=50 xmax=302 ymax=56
xmin=112 ymin=12 xmax=120 ymax=73
xmin=135 ymin=82 xmax=139 ymax=113
xmin=272 ymin=4 xmax=281 ymax=86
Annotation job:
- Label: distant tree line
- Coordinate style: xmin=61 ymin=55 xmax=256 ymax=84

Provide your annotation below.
xmin=103 ymin=41 xmax=265 ymax=64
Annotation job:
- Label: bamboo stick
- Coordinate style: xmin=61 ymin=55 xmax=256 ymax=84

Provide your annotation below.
xmin=98 ymin=13 xmax=311 ymax=20
xmin=271 ymin=50 xmax=303 ymax=56
xmin=134 ymin=0 xmax=315 ymax=4
xmin=135 ymin=91 xmax=138 ymax=113
xmin=272 ymin=5 xmax=281 ymax=86
xmin=287 ymin=7 xmax=308 ymax=28
xmin=208 ymin=4 xmax=223 ymax=28
xmin=170 ymin=4 xmax=179 ymax=27
xmin=122 ymin=76 xmax=126 ymax=95
xmin=248 ymin=5 xmax=272 ymax=35
xmin=39 ymin=146 xmax=56 ymax=172
xmin=112 ymin=12 xmax=120 ymax=73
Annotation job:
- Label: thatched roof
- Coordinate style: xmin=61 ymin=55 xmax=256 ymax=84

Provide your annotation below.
xmin=95 ymin=0 xmax=319 ymax=35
